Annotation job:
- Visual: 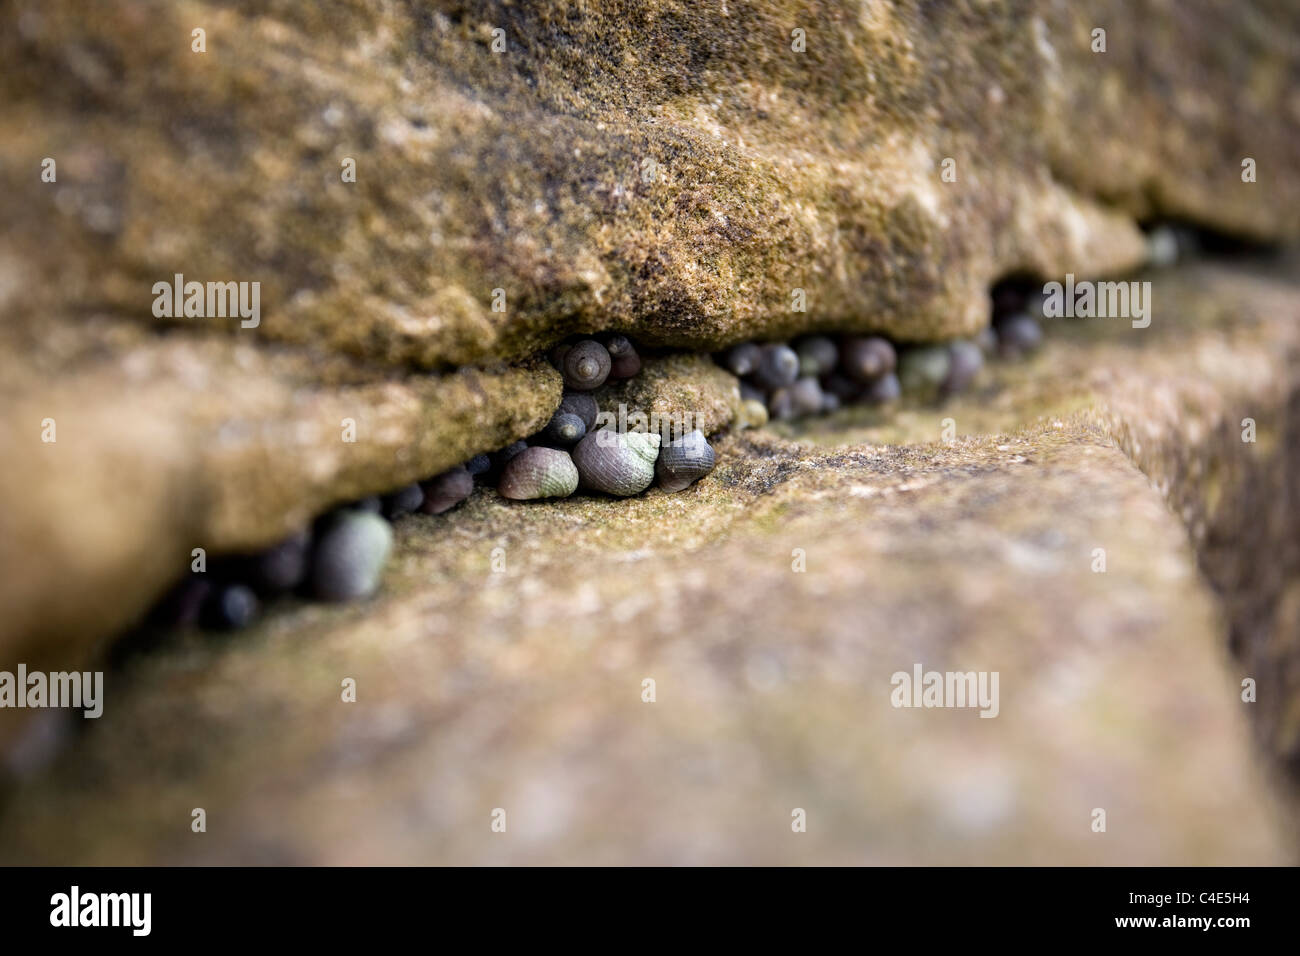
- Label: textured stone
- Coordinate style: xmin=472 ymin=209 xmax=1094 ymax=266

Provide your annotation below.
xmin=2 ymin=258 xmax=1298 ymax=863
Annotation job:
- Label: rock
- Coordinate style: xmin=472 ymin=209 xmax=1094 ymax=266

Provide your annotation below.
xmin=593 ymin=354 xmax=740 ymax=439
xmin=5 ymin=257 xmax=1299 ymax=864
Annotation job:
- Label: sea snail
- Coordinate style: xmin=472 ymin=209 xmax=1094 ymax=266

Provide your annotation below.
xmin=499 ymin=446 xmax=580 ymax=500
xmin=561 ymin=339 xmax=612 ymax=391
xmin=572 ymin=427 xmax=660 ymax=496
xmin=655 ymin=429 xmax=716 ymax=492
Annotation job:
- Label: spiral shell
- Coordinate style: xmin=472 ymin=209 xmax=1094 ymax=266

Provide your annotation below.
xmin=558 ymin=391 xmax=599 ymax=430
xmin=498 ymin=446 xmax=579 ymax=500
xmin=572 ymin=428 xmax=660 ymax=496
xmin=541 ymin=411 xmax=587 ymax=447
xmin=754 ymin=343 xmax=800 ymax=390
xmin=655 ymin=429 xmax=716 ymax=492
xmin=561 ymin=339 xmax=612 ymax=390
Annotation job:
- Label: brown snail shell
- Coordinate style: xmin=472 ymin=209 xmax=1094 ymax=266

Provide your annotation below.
xmin=498 ymin=446 xmax=579 ymax=500
xmin=420 ymin=465 xmax=473 ymax=514
xmin=572 ymin=427 xmax=660 ymax=496
xmin=841 ymin=336 xmax=897 ymax=382
xmin=562 ymin=339 xmax=612 ymax=391
xmin=655 ymin=429 xmax=716 ymax=492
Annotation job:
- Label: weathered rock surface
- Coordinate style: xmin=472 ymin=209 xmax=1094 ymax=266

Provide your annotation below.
xmin=0 ymin=328 xmax=559 ymax=741
xmin=4 ymin=0 xmax=1299 ymax=369
xmin=2 ymin=259 xmax=1297 ymax=864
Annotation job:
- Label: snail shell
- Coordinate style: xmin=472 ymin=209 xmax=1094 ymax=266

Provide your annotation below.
xmin=561 ymin=339 xmax=612 ymax=390
xmin=753 ymin=343 xmax=800 ymax=390
xmin=498 ymin=446 xmax=579 ymax=500
xmin=723 ymin=342 xmax=763 ymax=377
xmin=541 ymin=410 xmax=587 ymax=447
xmin=865 ymin=371 xmax=901 ymax=404
xmin=789 ymin=376 xmax=824 ymax=416
xmin=310 ymin=510 xmax=393 ymax=602
xmin=655 ymin=429 xmax=716 ymax=492
xmin=572 ymin=427 xmax=660 ymax=496
xmin=610 ymin=349 xmax=642 ymax=379
xmin=942 ymin=340 xmax=984 ymax=396
xmin=420 ymin=465 xmax=474 ymax=514
xmin=995 ymin=313 xmax=1042 ymax=358
xmin=382 ymin=483 xmax=425 ymax=519
xmin=767 ymin=387 xmax=795 ymax=421
xmin=841 ymin=336 xmax=897 ymax=382
xmin=558 ymin=391 xmax=599 ymax=430
xmin=465 ymin=453 xmax=492 ymax=477
xmin=484 ymin=440 xmax=528 ymax=484
xmin=795 ymin=335 xmax=839 ymax=376
xmin=897 ymin=345 xmax=952 ymax=398
xmin=601 ymin=333 xmax=641 ymax=378
xmin=738 ymin=397 xmax=769 ymax=429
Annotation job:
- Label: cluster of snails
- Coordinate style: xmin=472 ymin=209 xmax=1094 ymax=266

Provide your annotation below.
xmin=491 ymin=334 xmax=718 ymax=500
xmin=141 ymin=297 xmax=1056 ymax=638
xmin=720 ymin=310 xmax=1043 ymax=424
xmin=141 ymin=334 xmax=717 ymax=636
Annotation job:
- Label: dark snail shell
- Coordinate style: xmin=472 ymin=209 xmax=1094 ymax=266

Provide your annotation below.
xmin=600 ymin=334 xmax=642 ymax=379
xmin=995 ymin=313 xmax=1042 ymax=358
xmin=942 ymin=340 xmax=984 ymax=396
xmin=498 ymin=446 xmax=579 ymax=500
xmin=789 ymin=376 xmax=825 ymax=417
xmin=420 ymin=465 xmax=474 ymax=514
xmin=655 ymin=429 xmax=716 ymax=492
xmin=865 ymin=371 xmax=902 ymax=404
xmin=841 ymin=336 xmax=896 ymax=382
xmin=723 ymin=342 xmax=763 ymax=377
xmin=562 ymin=339 xmax=612 ymax=390
xmin=465 ymin=453 xmax=493 ymax=477
xmin=541 ymin=411 xmax=587 ymax=447
xmin=609 ymin=349 xmax=642 ymax=379
xmin=753 ymin=344 xmax=800 ymax=390
xmin=558 ymin=391 xmax=599 ymax=431
xmin=382 ymin=483 xmax=425 ymax=519
xmin=795 ymin=336 xmax=839 ymax=376
xmin=572 ymin=427 xmax=660 ymax=496
xmin=767 ymin=387 xmax=795 ymax=421
xmin=484 ymin=440 xmax=528 ymax=484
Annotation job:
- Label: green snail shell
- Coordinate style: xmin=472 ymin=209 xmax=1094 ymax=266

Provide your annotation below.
xmin=498 ymin=446 xmax=579 ymax=500
xmin=572 ymin=427 xmax=660 ymax=496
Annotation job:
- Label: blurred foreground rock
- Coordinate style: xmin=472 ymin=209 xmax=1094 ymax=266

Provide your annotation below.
xmin=2 ymin=259 xmax=1298 ymax=864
